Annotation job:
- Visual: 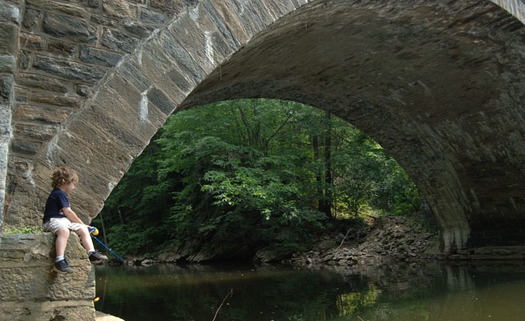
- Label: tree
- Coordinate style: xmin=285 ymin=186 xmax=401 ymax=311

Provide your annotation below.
xmin=94 ymin=99 xmax=419 ymax=258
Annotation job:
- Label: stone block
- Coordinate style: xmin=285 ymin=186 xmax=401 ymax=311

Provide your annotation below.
xmin=26 ymin=0 xmax=90 ymax=19
xmin=0 ymin=302 xmax=96 ymax=321
xmin=32 ymin=55 xmax=106 ymax=83
xmin=14 ymin=86 xmax=27 ymax=103
xmin=101 ymin=27 xmax=140 ymax=53
xmin=90 ymin=13 xmax=119 ymax=29
xmin=46 ymin=124 xmax=134 ymax=188
xmin=28 ymin=92 xmax=81 ymax=108
xmin=0 ymin=75 xmax=13 ymax=105
xmin=102 ymin=0 xmax=136 ymax=19
xmin=17 ymin=50 xmax=29 ymax=71
xmin=212 ymin=0 xmax=272 ymax=40
xmin=15 ymin=73 xmax=69 ymax=94
xmin=13 ymin=104 xmax=74 ymax=124
xmin=166 ymin=68 xmax=192 ymax=93
xmin=146 ymin=87 xmax=174 ymax=116
xmin=0 ymin=1 xmax=21 ymax=24
xmin=103 ymin=75 xmax=169 ymax=128
xmin=0 ymin=22 xmax=17 ymax=55
xmin=19 ymin=33 xmax=45 ymax=51
xmin=154 ymin=31 xmax=205 ymax=83
xmin=259 ymin=0 xmax=304 ymax=17
xmin=139 ymin=6 xmax=167 ymax=26
xmin=0 ymin=54 xmax=15 ymax=73
xmin=75 ymin=103 xmax=151 ymax=154
xmin=0 ymin=233 xmax=96 ymax=321
xmin=60 ymin=122 xmax=132 ymax=171
xmin=67 ymin=187 xmax=106 ymax=222
xmin=77 ymin=84 xmax=93 ymax=97
xmin=149 ymin=0 xmax=187 ymax=13
xmin=166 ymin=14 xmax=218 ymax=73
xmin=208 ymin=1 xmax=251 ymax=45
xmin=47 ymin=38 xmax=78 ymax=59
xmin=199 ymin=3 xmax=241 ymax=56
xmin=122 ymin=20 xmax=153 ymax=38
xmin=22 ymin=8 xmax=41 ymax=31
xmin=79 ymin=45 xmax=123 ymax=67
xmin=43 ymin=12 xmax=97 ymax=44
xmin=139 ymin=40 xmax=193 ymax=103
xmin=116 ymin=60 xmax=152 ymax=92
xmin=13 ymin=122 xmax=59 ymax=141
xmin=9 ymin=139 xmax=41 ymax=155
xmin=79 ymin=0 xmax=99 ymax=9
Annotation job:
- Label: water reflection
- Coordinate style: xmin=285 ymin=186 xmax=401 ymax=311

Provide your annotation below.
xmin=357 ymin=263 xmax=525 ymax=321
xmin=95 ymin=262 xmax=525 ymax=321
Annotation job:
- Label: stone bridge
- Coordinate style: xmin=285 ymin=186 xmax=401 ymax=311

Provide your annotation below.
xmin=1 ymin=0 xmax=525 ymax=252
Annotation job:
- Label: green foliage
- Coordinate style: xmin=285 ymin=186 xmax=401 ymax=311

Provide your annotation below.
xmin=201 ymin=155 xmax=304 ymax=219
xmin=95 ymin=99 xmax=419 ymax=259
xmin=2 ymin=225 xmax=43 ymax=234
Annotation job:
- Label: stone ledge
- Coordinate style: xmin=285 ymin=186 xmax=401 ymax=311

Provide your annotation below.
xmin=96 ymin=311 xmax=125 ymax=321
xmin=0 ymin=233 xmax=96 ymax=321
xmin=443 ymin=246 xmax=525 ymax=262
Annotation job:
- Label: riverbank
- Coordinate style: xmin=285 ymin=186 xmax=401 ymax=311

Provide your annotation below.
xmin=124 ymin=210 xmax=525 ymax=268
xmin=285 ymin=215 xmax=441 ymax=270
xmin=124 ymin=214 xmax=441 ymax=270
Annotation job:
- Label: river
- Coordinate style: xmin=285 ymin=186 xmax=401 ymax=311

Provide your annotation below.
xmin=94 ymin=262 xmax=525 ymax=321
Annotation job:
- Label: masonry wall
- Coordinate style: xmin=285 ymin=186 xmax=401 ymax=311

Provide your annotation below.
xmin=0 ymin=233 xmax=96 ymax=321
xmin=0 ymin=0 xmax=20 ymax=230
xmin=3 ymin=0 xmax=192 ymax=229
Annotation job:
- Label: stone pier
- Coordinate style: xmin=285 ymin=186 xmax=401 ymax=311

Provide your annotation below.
xmin=0 ymin=233 xmax=95 ymax=321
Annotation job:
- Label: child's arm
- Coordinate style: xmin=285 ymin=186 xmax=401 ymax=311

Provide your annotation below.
xmin=62 ymin=207 xmax=87 ymax=225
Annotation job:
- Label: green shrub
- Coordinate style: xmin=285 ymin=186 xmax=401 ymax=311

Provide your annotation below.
xmin=3 ymin=225 xmax=43 ymax=234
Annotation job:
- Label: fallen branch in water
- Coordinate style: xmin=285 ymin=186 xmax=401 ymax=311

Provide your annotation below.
xmin=212 ymin=288 xmax=233 ymax=321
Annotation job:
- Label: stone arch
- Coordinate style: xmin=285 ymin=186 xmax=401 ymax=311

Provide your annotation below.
xmin=2 ymin=0 xmax=525 ymax=252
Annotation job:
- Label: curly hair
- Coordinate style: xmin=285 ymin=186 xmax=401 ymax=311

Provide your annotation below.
xmin=51 ymin=166 xmax=79 ymax=188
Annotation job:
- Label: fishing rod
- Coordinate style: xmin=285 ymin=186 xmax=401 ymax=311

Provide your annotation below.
xmin=88 ymin=227 xmax=126 ymax=263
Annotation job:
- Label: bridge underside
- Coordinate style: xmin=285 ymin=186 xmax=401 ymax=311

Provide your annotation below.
xmin=3 ymin=0 xmax=525 ymax=252
xmin=182 ymin=0 xmax=525 ymax=250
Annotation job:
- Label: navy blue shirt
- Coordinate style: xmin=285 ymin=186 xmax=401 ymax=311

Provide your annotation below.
xmin=43 ymin=188 xmax=70 ymax=224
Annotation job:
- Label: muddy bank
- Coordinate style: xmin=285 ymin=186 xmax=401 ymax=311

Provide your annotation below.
xmin=124 ymin=215 xmax=440 ymax=267
xmin=127 ymin=212 xmax=525 ymax=269
xmin=283 ymin=216 xmax=441 ymax=271
xmin=282 ymin=214 xmax=525 ymax=273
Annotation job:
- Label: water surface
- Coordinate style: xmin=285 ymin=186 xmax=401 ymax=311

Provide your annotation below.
xmin=95 ymin=262 xmax=525 ymax=321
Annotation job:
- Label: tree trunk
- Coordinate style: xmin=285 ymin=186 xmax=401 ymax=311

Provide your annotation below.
xmin=312 ymin=135 xmax=326 ymax=216
xmin=323 ymin=110 xmax=333 ymax=219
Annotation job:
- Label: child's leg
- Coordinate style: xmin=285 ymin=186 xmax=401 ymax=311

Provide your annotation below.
xmin=74 ymin=226 xmax=95 ymax=253
xmin=55 ymin=227 xmax=70 ymax=257
xmin=71 ymin=223 xmax=108 ymax=264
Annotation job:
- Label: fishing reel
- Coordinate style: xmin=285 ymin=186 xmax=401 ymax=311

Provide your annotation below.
xmin=88 ymin=226 xmax=99 ymax=236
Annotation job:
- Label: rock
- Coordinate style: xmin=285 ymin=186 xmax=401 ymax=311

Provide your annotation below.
xmin=141 ymin=259 xmax=155 ymax=265
xmin=289 ymin=216 xmax=440 ymax=270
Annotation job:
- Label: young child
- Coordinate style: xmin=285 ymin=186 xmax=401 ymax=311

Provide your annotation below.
xmin=43 ymin=166 xmax=108 ymax=273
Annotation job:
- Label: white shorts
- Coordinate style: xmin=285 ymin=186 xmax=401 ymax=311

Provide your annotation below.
xmin=43 ymin=217 xmax=84 ymax=234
